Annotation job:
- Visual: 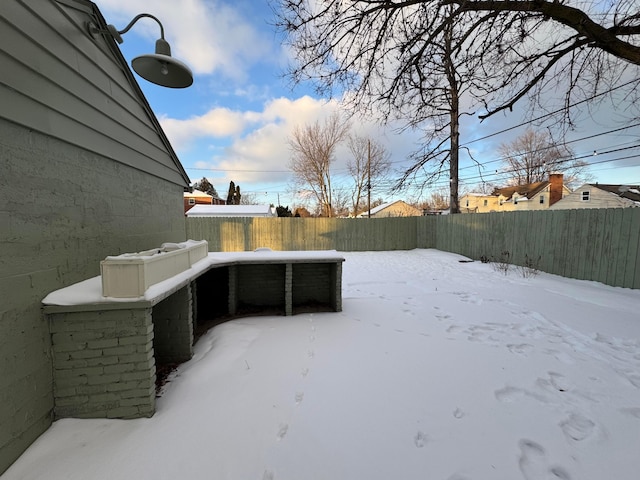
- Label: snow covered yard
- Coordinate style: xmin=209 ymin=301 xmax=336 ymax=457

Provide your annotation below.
xmin=3 ymin=249 xmax=640 ymax=480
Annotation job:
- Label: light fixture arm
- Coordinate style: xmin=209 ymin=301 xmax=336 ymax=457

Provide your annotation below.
xmin=88 ymin=13 xmax=165 ymax=45
xmin=115 ymin=13 xmax=165 ymax=42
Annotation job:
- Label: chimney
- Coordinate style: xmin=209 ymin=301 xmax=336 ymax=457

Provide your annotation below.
xmin=549 ymin=173 xmax=563 ymax=206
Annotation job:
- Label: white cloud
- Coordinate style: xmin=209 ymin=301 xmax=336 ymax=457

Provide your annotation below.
xmin=162 ymin=93 xmax=422 ymax=193
xmin=97 ymin=0 xmax=271 ymax=78
xmin=158 ymin=108 xmax=256 ymax=150
xmin=181 ymin=96 xmax=344 ymax=185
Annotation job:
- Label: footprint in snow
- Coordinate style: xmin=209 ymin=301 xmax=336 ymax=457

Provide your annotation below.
xmin=560 ymin=413 xmax=595 ymax=442
xmin=518 ymin=439 xmax=571 ymax=480
xmin=453 ymin=408 xmax=465 ymax=419
xmin=277 ymin=424 xmax=288 ymax=440
xmin=495 ymin=386 xmax=525 ymax=403
xmin=620 ymin=407 xmax=640 ymax=419
xmin=414 ymin=431 xmax=428 ymax=448
xmin=507 ymin=343 xmax=534 ymax=356
xmin=624 ymin=372 xmax=640 ymax=389
xmin=295 ymin=392 xmax=304 ymax=405
xmin=262 ymin=470 xmax=274 ymax=480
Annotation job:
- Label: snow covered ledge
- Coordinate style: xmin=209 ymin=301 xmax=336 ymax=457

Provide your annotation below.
xmin=43 ymin=247 xmax=345 ymax=420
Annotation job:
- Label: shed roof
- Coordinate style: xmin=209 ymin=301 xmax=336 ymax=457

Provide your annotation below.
xmin=185 ymin=204 xmax=276 ymax=217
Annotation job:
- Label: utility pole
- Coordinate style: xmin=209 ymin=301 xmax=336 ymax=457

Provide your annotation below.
xmin=367 ymin=139 xmax=371 ymax=218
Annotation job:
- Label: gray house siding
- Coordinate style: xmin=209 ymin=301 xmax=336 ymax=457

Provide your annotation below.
xmin=0 ymin=0 xmax=188 ymax=186
xmin=0 ymin=0 xmax=189 ymax=473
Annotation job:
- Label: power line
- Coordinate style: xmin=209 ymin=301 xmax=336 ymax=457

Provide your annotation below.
xmin=460 ymin=78 xmax=640 ymax=147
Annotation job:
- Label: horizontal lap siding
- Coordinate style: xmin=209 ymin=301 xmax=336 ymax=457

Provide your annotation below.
xmin=0 ymin=0 xmax=186 ymax=186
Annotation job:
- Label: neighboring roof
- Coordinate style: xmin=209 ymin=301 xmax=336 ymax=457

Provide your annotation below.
xmin=357 ymin=200 xmax=424 ymax=218
xmin=590 ymin=184 xmax=640 ymax=203
xmin=369 ymin=200 xmax=398 ymax=215
xmin=358 ymin=200 xmax=399 ymax=217
xmin=492 ymin=181 xmax=548 ymax=200
xmin=461 ymin=192 xmax=491 ymax=197
xmin=184 ymin=189 xmax=212 ymax=198
xmin=186 ymin=204 xmax=276 ymax=217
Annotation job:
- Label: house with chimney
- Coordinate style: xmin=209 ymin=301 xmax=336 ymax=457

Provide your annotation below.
xmin=549 ymin=183 xmax=640 ymax=210
xmin=460 ymin=173 xmax=570 ymax=213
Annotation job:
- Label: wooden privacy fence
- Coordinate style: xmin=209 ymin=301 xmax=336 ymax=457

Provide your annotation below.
xmin=186 ymin=217 xmax=420 ymax=252
xmin=186 ymin=208 xmax=640 ymax=289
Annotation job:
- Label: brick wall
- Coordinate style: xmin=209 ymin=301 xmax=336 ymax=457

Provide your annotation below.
xmin=0 ymin=120 xmax=186 ymax=472
xmin=292 ymin=264 xmax=331 ymax=306
xmin=153 ymin=285 xmax=195 ymax=364
xmin=49 ymin=308 xmax=156 ymax=419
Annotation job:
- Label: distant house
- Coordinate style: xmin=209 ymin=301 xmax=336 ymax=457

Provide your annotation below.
xmin=184 ymin=189 xmax=212 ymax=213
xmin=0 ymin=1 xmax=190 ymax=474
xmin=550 ymin=184 xmax=640 ymax=210
xmin=461 ymin=173 xmax=570 ymax=213
xmin=357 ymin=200 xmax=423 ymax=218
xmin=186 ymin=204 xmax=277 ymax=217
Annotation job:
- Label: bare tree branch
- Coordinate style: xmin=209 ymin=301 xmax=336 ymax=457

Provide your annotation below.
xmin=288 ymin=113 xmax=350 ymax=216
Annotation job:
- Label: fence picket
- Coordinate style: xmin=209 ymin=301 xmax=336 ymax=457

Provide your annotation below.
xmin=186 ymin=208 xmax=640 ymax=289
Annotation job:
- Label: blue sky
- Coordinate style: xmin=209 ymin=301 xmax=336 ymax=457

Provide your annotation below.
xmin=98 ymin=0 xmax=640 ymax=207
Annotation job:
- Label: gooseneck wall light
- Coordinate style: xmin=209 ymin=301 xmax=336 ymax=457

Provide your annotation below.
xmin=87 ymin=13 xmax=193 ymax=88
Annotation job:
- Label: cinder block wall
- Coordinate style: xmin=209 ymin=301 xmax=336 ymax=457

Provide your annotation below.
xmin=292 ymin=264 xmax=332 ymax=307
xmin=236 ymin=264 xmax=287 ymax=312
xmin=49 ymin=308 xmax=156 ymax=419
xmin=0 ymin=121 xmax=186 ymax=472
xmin=153 ymin=285 xmax=195 ymax=364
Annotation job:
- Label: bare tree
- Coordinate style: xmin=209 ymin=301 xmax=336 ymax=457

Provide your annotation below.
xmin=498 ymin=129 xmax=593 ymax=188
xmin=238 ymin=191 xmax=264 ymax=205
xmin=288 ymin=113 xmax=350 ymax=217
xmin=427 ymin=189 xmax=450 ymax=211
xmin=331 ymin=187 xmax=352 ymax=217
xmin=275 ymin=1 xmax=640 ymax=210
xmin=276 ymin=1 xmax=640 ymax=118
xmin=346 ymin=135 xmax=391 ymax=216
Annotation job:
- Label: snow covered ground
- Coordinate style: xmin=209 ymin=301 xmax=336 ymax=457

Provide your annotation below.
xmin=4 ymin=249 xmax=640 ymax=480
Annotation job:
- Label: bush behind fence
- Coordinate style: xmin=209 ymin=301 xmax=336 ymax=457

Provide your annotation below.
xmin=186 ymin=208 xmax=640 ymax=289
